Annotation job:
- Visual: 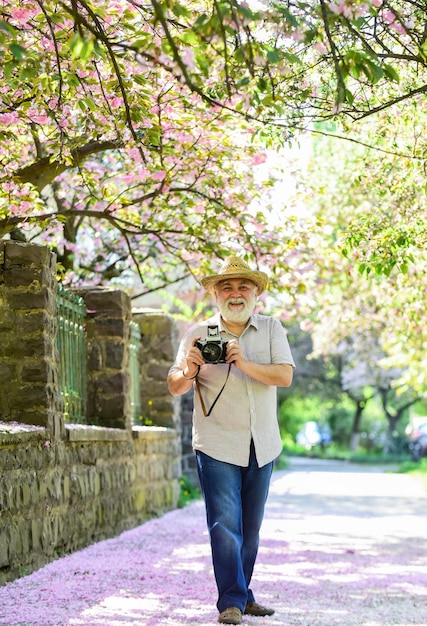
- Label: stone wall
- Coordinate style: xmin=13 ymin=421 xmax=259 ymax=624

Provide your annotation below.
xmin=134 ymin=309 xmax=181 ymax=430
xmin=0 ymin=424 xmax=180 ymax=584
xmin=0 ymin=242 xmax=183 ymax=585
xmin=83 ymin=288 xmax=133 ymax=430
xmin=0 ymin=242 xmax=63 ymax=437
xmin=133 ymin=310 xmax=196 ymax=485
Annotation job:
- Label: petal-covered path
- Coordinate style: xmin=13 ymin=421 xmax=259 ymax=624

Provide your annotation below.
xmin=1 ymin=458 xmax=426 ymax=626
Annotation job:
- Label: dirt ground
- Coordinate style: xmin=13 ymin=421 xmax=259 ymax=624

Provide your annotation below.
xmin=1 ymin=457 xmax=426 ymax=626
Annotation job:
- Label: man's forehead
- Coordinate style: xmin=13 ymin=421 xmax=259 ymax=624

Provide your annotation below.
xmin=217 ymin=278 xmax=256 ymax=288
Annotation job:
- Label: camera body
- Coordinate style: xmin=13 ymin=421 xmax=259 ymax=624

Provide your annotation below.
xmin=195 ymin=325 xmax=228 ymax=364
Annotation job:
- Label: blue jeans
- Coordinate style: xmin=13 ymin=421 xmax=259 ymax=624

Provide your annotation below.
xmin=196 ymin=441 xmax=273 ymax=612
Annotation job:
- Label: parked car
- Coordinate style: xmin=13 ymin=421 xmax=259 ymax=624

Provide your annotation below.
xmin=409 ymin=421 xmax=427 ymax=461
xmin=408 ymin=421 xmax=427 ymax=461
xmin=296 ymin=421 xmax=332 ymax=450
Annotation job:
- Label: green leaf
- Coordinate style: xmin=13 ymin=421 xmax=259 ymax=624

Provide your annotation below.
xmin=257 ymin=77 xmax=268 ymax=92
xmin=70 ymin=33 xmax=95 ymax=63
xmin=3 ymin=61 xmax=16 ymax=80
xmin=9 ymin=43 xmax=27 ymax=61
xmin=20 ymin=64 xmax=37 ymax=80
xmin=193 ymin=13 xmax=209 ymax=28
xmin=420 ymin=40 xmax=427 ymax=61
xmin=70 ymin=33 xmax=84 ymax=59
xmin=171 ymin=3 xmax=193 ymax=18
xmin=80 ymin=38 xmax=95 ymax=62
xmin=345 ymin=88 xmax=354 ymax=105
xmin=276 ymin=6 xmax=299 ymax=28
xmin=383 ymin=64 xmax=400 ymax=83
xmin=236 ymin=76 xmax=250 ymax=88
xmin=147 ymin=128 xmax=161 ymax=146
xmin=179 ymin=30 xmax=199 ymax=46
xmin=349 ymin=64 xmax=361 ymax=79
xmin=84 ymin=97 xmax=98 ymax=111
xmin=0 ymin=20 xmax=17 ymax=36
xmin=364 ymin=59 xmax=384 ymax=83
xmin=131 ymin=32 xmax=154 ymax=53
xmin=266 ymin=48 xmax=280 ymax=64
xmin=134 ymin=75 xmax=148 ymax=86
xmin=283 ymin=51 xmax=302 ymax=65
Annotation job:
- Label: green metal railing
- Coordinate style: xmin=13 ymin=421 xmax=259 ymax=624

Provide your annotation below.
xmin=129 ymin=321 xmax=142 ymax=424
xmin=56 ymin=285 xmax=87 ymax=423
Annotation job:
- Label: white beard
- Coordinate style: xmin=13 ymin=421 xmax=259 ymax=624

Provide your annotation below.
xmin=218 ymin=296 xmax=256 ymax=324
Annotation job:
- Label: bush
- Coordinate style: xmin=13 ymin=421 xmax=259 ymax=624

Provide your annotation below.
xmin=177 ymin=475 xmax=201 ymax=508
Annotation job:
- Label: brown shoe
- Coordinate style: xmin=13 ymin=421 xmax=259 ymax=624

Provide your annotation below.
xmin=218 ymin=607 xmax=243 ymax=624
xmin=244 ymin=601 xmax=275 ymax=616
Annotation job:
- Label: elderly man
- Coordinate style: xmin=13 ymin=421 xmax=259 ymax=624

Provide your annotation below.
xmin=168 ymin=256 xmax=295 ymax=625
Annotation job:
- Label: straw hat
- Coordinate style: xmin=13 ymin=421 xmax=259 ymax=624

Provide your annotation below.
xmin=201 ymin=256 xmax=269 ymax=295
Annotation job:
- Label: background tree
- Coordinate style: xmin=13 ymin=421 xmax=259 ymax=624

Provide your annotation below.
xmin=278 ymin=325 xmax=409 ymax=451
xmin=273 ymin=116 xmax=427 ymax=448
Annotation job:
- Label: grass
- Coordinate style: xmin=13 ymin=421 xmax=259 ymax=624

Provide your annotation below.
xmin=396 ymin=457 xmax=427 ymax=491
xmin=178 ymin=474 xmax=201 ymax=508
xmin=281 ymin=442 xmax=427 ymax=491
xmin=282 ymin=441 xmax=414 ymax=464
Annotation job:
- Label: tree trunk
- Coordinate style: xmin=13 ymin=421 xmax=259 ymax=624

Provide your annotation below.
xmin=350 ymin=400 xmax=365 ymax=451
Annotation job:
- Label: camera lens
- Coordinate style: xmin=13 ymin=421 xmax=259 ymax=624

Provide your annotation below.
xmin=202 ymin=343 xmax=222 ymax=363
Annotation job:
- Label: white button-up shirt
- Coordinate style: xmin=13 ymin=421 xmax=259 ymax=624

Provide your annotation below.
xmin=168 ymin=312 xmax=295 ymax=467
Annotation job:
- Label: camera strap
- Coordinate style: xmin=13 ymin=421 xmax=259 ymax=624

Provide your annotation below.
xmin=195 ymin=363 xmax=232 ymax=417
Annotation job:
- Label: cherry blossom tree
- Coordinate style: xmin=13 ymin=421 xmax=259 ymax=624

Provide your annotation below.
xmin=0 ymin=1 xmax=293 ymax=293
xmin=1 ymin=0 xmax=426 ymax=297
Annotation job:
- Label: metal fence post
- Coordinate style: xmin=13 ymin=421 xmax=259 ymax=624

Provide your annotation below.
xmin=56 ymin=284 xmax=87 ymax=422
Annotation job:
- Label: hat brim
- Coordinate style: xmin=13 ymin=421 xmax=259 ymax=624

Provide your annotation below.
xmin=201 ymin=271 xmax=268 ymax=295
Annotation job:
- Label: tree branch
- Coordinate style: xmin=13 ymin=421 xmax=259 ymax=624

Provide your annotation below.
xmin=130 ymin=272 xmax=192 ymax=299
xmin=319 ymin=0 xmax=347 ymax=107
xmin=12 ymin=140 xmax=121 ymax=191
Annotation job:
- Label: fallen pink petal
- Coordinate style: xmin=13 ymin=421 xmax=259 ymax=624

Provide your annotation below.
xmin=1 ymin=459 xmax=426 ymax=626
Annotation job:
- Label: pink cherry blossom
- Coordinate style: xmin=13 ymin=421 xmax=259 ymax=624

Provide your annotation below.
xmin=152 ymin=170 xmax=167 ymax=181
xmin=0 ymin=112 xmax=19 ymax=126
xmin=382 ymin=9 xmax=396 ymax=24
xmin=390 ymin=21 xmax=407 ymax=35
xmin=251 ymin=152 xmax=268 ymax=166
xmin=314 ymin=41 xmax=328 ymax=54
xmin=110 ymin=96 xmax=125 ymax=109
xmin=181 ymin=48 xmax=197 ymax=71
xmin=28 ymin=112 xmax=50 ymax=125
xmin=10 ymin=7 xmax=34 ymax=24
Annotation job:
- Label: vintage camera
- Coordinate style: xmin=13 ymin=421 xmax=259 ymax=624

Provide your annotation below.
xmin=195 ymin=325 xmax=228 ymax=364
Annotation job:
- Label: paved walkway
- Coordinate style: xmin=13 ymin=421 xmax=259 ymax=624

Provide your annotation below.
xmin=1 ymin=458 xmax=426 ymax=626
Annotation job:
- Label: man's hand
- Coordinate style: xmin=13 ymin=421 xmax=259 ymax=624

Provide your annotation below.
xmin=167 ymin=337 xmax=205 ymax=395
xmin=182 ymin=337 xmax=204 ymax=378
xmin=226 ymin=339 xmax=245 ymax=368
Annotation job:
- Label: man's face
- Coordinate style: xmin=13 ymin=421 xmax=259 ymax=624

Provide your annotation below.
xmin=214 ymin=278 xmax=258 ymax=323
